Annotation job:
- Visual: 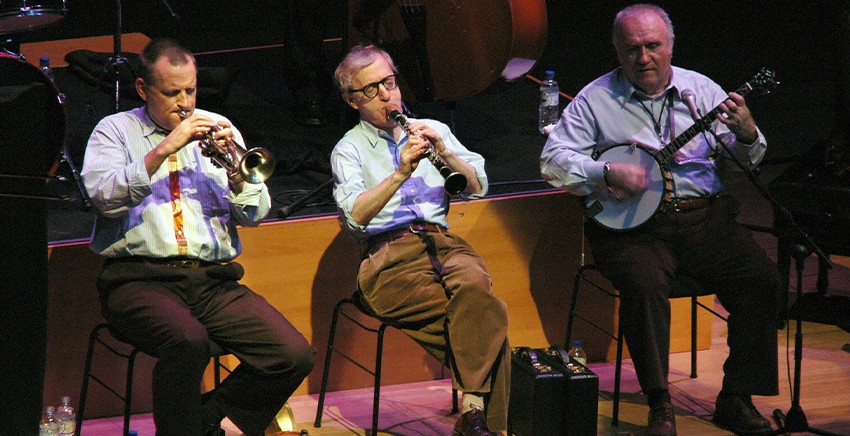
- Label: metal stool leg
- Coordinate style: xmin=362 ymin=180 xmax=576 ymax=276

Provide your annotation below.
xmin=371 ymin=323 xmax=388 ymax=435
xmin=75 ymin=324 xmax=103 ymax=436
xmin=313 ymin=298 xmax=345 ymax=428
xmin=691 ymin=293 xmax=699 ymax=378
xmin=122 ymin=348 xmax=140 ymax=436
xmin=612 ymin=329 xmax=624 ymax=427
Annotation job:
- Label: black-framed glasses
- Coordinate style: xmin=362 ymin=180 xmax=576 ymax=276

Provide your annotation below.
xmin=348 ymin=75 xmax=398 ymax=99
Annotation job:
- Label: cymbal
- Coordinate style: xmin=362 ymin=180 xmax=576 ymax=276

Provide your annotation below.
xmin=0 ymin=4 xmax=67 ymax=35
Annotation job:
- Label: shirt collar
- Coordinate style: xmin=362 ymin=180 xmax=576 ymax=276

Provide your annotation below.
xmin=614 ymin=66 xmax=684 ymax=108
xmin=136 ymin=106 xmax=167 ymax=138
xmin=357 ymin=118 xmax=405 ymax=148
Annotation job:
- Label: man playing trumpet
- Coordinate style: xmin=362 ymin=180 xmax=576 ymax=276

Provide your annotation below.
xmin=329 ymin=44 xmax=509 ymax=435
xmin=81 ymin=37 xmax=315 ymax=436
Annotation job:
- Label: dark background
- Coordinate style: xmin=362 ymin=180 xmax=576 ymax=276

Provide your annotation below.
xmin=4 ymin=0 xmax=848 ymax=242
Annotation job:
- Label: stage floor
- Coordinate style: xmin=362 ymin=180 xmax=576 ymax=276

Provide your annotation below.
xmin=76 ymin=315 xmax=850 ymax=435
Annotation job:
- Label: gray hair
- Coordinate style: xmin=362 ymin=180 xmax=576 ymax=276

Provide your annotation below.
xmin=612 ymin=3 xmax=675 ymax=47
xmin=334 ymin=44 xmax=398 ymax=92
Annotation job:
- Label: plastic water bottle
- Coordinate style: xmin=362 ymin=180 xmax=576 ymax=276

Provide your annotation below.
xmin=39 ymin=56 xmax=56 ymax=82
xmin=568 ymin=339 xmax=587 ymax=366
xmin=40 ymin=406 xmax=60 ymax=436
xmin=56 ymin=395 xmax=76 ymax=435
xmin=538 ymin=70 xmax=560 ymax=135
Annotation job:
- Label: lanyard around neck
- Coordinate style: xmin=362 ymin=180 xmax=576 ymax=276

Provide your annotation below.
xmin=636 ymin=91 xmax=672 ymax=143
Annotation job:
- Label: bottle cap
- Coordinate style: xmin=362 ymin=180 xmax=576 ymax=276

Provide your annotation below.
xmin=545 ymin=70 xmax=555 ymax=79
xmin=572 ymin=338 xmax=583 ymax=348
xmin=39 ymin=56 xmax=49 ymax=67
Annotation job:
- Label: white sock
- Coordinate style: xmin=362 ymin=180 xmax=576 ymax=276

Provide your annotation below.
xmin=461 ymin=392 xmax=485 ymax=414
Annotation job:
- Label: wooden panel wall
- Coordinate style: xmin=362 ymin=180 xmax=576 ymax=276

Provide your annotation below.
xmin=42 ymin=191 xmax=712 ymax=418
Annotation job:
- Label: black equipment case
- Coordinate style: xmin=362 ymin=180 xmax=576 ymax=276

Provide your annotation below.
xmin=508 ymin=345 xmax=599 ymax=436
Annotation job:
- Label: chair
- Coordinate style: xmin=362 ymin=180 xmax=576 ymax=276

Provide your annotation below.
xmin=565 ymin=264 xmax=728 ymax=426
xmin=75 ymin=323 xmax=231 ymax=436
xmin=313 ymin=293 xmax=459 ymax=434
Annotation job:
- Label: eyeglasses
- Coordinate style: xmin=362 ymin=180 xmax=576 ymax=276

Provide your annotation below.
xmin=348 ymin=75 xmax=398 ymax=99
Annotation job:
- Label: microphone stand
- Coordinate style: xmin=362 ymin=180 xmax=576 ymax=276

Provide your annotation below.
xmin=276 ymin=178 xmax=333 ymax=219
xmin=61 ymin=148 xmax=91 ymax=210
xmin=107 ymin=0 xmax=128 ymax=113
xmin=107 ymin=0 xmax=179 ymax=112
xmin=699 ymin=116 xmax=838 ymax=436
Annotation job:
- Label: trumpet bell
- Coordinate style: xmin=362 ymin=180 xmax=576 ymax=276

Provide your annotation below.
xmin=239 ymin=147 xmax=276 ymax=184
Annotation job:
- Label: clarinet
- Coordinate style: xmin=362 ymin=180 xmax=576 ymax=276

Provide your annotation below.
xmin=388 ymin=109 xmax=467 ymax=195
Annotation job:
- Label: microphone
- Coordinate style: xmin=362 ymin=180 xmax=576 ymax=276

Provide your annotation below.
xmin=681 ymin=89 xmax=701 ymax=122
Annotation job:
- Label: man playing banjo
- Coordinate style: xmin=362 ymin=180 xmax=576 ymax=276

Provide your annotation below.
xmin=540 ymin=4 xmax=781 ymax=436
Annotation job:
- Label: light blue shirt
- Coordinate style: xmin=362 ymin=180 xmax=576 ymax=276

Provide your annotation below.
xmin=82 ymin=106 xmax=271 ymax=262
xmin=540 ymin=66 xmax=767 ymax=198
xmin=332 ymin=118 xmax=487 ymax=243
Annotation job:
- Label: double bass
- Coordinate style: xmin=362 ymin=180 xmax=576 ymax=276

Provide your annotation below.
xmin=349 ymin=0 xmax=548 ymax=102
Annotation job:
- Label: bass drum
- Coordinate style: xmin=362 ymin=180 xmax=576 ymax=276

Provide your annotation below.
xmin=0 ymin=0 xmax=67 ymax=34
xmin=0 ymin=53 xmax=66 ymax=176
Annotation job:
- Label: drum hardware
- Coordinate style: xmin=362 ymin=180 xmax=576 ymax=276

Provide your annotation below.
xmin=106 ymin=0 xmax=179 ymax=112
xmin=0 ymin=51 xmax=74 ymax=202
xmin=0 ymin=1 xmax=68 ymax=35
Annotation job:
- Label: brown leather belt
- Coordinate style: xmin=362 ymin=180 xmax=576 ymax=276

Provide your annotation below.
xmin=365 ymin=223 xmax=447 ymax=254
xmin=658 ymin=196 xmax=716 ymax=213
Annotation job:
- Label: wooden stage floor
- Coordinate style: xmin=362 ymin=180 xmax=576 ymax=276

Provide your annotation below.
xmin=77 ymin=312 xmax=850 ymax=435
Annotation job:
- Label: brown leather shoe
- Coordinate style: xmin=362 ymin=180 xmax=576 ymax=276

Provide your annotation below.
xmin=647 ymin=402 xmax=677 ymax=436
xmin=713 ymin=393 xmax=773 ymax=434
xmin=453 ymin=408 xmax=497 ymax=436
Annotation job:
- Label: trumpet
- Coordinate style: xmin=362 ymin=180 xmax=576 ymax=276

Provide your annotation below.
xmin=388 ymin=108 xmax=467 ymax=195
xmin=179 ymin=110 xmax=276 ymax=184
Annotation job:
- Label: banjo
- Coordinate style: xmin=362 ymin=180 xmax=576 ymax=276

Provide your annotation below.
xmin=584 ymin=67 xmax=778 ymax=231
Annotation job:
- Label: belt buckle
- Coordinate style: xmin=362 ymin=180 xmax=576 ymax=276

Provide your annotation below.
xmin=670 ymin=201 xmax=684 ymax=213
xmin=408 ymin=224 xmax=423 ymax=235
xmin=172 ymin=259 xmax=195 ymax=268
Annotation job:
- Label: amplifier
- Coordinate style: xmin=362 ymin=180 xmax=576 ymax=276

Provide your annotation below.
xmin=508 ymin=345 xmax=599 ymax=436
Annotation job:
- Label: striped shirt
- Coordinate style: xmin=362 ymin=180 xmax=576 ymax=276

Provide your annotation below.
xmin=82 ymin=106 xmax=271 ymax=262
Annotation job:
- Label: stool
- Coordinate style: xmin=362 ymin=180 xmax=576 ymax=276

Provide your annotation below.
xmin=313 ymin=293 xmax=459 ymax=434
xmin=565 ymin=264 xmax=728 ymax=426
xmin=75 ymin=323 xmax=231 ymax=436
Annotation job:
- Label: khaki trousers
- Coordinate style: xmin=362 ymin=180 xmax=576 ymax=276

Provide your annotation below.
xmin=358 ymin=231 xmax=510 ymax=430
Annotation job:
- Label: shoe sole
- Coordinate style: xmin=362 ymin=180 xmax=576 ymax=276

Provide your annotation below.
xmin=712 ymin=415 xmax=773 ymax=435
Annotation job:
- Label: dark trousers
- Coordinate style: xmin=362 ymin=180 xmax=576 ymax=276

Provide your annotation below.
xmin=97 ymin=259 xmax=315 ymax=436
xmin=586 ymin=195 xmax=780 ymax=397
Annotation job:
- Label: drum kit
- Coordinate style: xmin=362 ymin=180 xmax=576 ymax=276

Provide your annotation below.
xmin=0 ymin=0 xmax=66 ymax=35
xmin=0 ymin=1 xmax=86 ymax=203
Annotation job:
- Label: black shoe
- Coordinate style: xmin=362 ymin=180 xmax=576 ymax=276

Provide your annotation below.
xmin=201 ymin=390 xmax=225 ymax=436
xmin=713 ymin=393 xmax=772 ymax=434
xmin=647 ymin=402 xmax=677 ymax=436
xmin=452 ymin=408 xmax=497 ymax=436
